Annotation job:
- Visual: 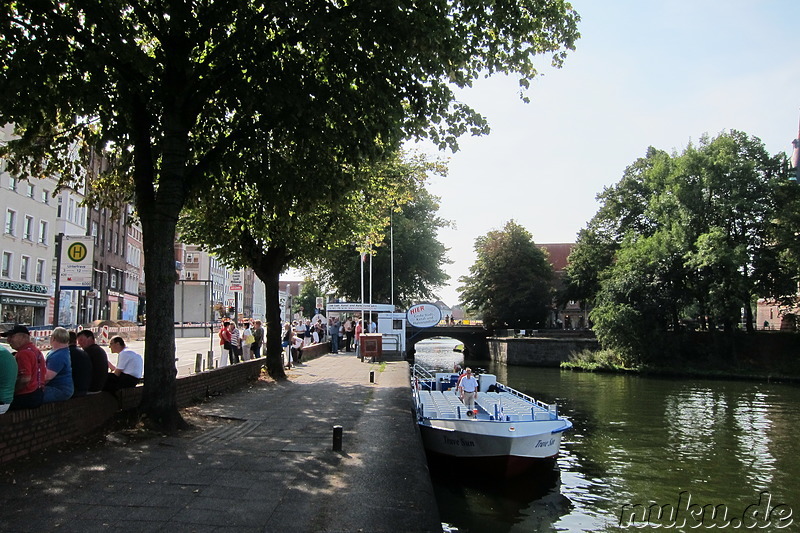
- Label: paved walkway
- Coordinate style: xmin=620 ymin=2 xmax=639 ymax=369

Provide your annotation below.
xmin=0 ymin=353 xmax=442 ymax=532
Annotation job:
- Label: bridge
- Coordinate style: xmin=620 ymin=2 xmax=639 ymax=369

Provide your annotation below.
xmin=405 ymin=325 xmax=490 ymax=359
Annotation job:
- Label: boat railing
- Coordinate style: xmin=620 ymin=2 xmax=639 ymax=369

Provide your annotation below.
xmin=496 ymin=383 xmax=558 ymax=417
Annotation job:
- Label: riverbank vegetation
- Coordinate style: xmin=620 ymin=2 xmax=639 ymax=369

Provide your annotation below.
xmin=563 ymin=131 xmax=800 ymax=367
xmin=563 ymin=331 xmax=800 ymax=382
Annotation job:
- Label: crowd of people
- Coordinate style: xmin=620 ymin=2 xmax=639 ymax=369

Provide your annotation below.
xmin=277 ymin=315 xmax=376 ymax=369
xmin=217 ymin=320 xmax=265 ymax=367
xmin=0 ymin=325 xmax=143 ymax=414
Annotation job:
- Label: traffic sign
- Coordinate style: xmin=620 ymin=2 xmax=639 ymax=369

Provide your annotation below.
xmin=230 ymin=284 xmax=243 ymax=291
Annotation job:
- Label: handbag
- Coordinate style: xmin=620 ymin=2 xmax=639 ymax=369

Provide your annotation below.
xmin=223 ymin=341 xmax=232 ymax=350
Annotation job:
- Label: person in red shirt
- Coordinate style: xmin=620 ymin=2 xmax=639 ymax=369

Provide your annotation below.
xmin=1 ymin=325 xmax=46 ymax=410
xmin=218 ymin=322 xmax=232 ymax=368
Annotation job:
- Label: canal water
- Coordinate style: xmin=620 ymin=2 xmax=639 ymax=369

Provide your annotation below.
xmin=413 ymin=338 xmax=799 ymax=532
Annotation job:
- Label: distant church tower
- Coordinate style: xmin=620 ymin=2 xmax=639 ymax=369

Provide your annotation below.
xmin=792 ymin=112 xmax=800 ymax=181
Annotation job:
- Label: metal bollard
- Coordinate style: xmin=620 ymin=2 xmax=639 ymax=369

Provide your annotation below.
xmin=195 ymin=353 xmax=202 ymax=374
xmin=332 ymin=425 xmax=343 ymax=451
xmin=369 ymin=370 xmax=375 ymax=383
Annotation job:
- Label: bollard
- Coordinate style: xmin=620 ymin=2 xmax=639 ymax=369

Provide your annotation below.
xmin=369 ymin=370 xmax=375 ymax=383
xmin=207 ymin=350 xmax=214 ymax=370
xmin=332 ymin=425 xmax=343 ymax=452
xmin=195 ymin=353 xmax=202 ymax=374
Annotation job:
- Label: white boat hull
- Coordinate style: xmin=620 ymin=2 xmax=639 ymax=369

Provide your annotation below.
xmin=419 ymin=419 xmax=565 ymax=460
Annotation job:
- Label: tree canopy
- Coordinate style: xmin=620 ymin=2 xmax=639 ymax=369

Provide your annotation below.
xmin=313 ymin=170 xmax=452 ymax=308
xmin=458 ymin=220 xmax=553 ymax=329
xmin=0 ymin=0 xmax=580 ymax=429
xmin=565 ymin=130 xmax=798 ymax=363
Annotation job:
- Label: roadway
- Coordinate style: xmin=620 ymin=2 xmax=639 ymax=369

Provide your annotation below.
xmin=118 ymin=334 xmax=232 ymax=378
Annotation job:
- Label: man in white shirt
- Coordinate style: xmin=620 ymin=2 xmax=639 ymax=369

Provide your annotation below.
xmin=105 ymin=336 xmax=143 ymax=392
xmin=457 ymin=367 xmax=479 ymax=416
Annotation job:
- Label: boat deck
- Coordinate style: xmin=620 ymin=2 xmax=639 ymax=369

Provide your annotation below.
xmin=415 ymin=390 xmax=555 ymax=421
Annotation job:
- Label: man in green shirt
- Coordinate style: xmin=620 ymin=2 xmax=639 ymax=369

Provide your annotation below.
xmin=0 ymin=344 xmax=17 ymax=415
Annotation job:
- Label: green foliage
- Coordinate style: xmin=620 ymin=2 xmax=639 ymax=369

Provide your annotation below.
xmin=296 ymin=279 xmax=327 ymax=317
xmin=571 ymin=130 xmax=796 ymax=364
xmin=561 ymin=348 xmax=636 ymax=371
xmin=458 ymin=220 xmax=553 ymax=329
xmin=312 ymin=165 xmax=452 ymax=307
xmin=0 ymin=0 xmax=580 ymax=425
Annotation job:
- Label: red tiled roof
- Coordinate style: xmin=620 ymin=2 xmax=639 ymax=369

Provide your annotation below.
xmin=536 ymin=243 xmax=574 ymax=272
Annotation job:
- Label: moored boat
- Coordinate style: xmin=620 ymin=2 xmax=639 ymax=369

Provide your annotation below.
xmin=411 ymin=364 xmax=571 ymax=478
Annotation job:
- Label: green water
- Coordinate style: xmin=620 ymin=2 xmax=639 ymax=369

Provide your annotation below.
xmin=414 ymin=339 xmax=799 ymax=532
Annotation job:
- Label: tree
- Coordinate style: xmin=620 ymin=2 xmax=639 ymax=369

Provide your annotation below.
xmin=178 ymin=149 xmax=428 ymax=378
xmin=458 ymin=220 xmax=553 ymax=330
xmin=0 ymin=1 xmax=579 ymax=429
xmin=579 ymin=131 xmax=791 ymax=363
xmin=314 ymin=168 xmax=452 ymax=308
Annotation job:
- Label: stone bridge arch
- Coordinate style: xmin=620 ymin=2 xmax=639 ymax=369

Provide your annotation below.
xmin=406 ymin=326 xmax=489 ymax=360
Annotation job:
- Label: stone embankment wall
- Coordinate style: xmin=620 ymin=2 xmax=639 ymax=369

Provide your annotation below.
xmin=487 ymin=335 xmax=600 ymax=367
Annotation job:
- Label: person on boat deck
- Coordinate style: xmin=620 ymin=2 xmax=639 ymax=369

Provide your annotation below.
xmin=457 ymin=367 xmax=479 ymax=414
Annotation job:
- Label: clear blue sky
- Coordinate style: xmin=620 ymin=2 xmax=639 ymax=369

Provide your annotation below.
xmin=416 ymin=0 xmax=800 ymax=306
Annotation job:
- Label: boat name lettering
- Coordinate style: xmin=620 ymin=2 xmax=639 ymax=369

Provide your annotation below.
xmin=535 ymin=438 xmax=556 ymax=448
xmin=444 ymin=435 xmax=475 ymax=447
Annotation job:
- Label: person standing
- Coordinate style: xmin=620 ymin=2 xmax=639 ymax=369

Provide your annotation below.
xmin=328 ymin=317 xmax=340 ymax=353
xmin=75 ymin=329 xmax=109 ymax=393
xmin=229 ymin=322 xmax=242 ymax=364
xmin=0 ymin=344 xmax=17 ymax=415
xmin=68 ymin=331 xmax=92 ymax=398
xmin=105 ymin=336 xmax=143 ymax=392
xmin=241 ymin=322 xmax=253 ymax=361
xmin=2 ymin=325 xmax=46 ymax=409
xmin=251 ymin=320 xmax=264 ymax=358
xmin=457 ymin=367 xmax=479 ymax=415
xmin=343 ymin=317 xmax=354 ymax=352
xmin=218 ymin=322 xmax=232 ymax=367
xmin=354 ymin=319 xmax=363 ymax=355
xmin=42 ymin=327 xmax=74 ymax=403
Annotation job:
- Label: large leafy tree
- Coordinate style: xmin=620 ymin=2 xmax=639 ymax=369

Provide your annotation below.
xmin=570 ymin=131 xmax=793 ymax=363
xmin=314 ymin=167 xmax=452 ymax=308
xmin=458 ymin=220 xmax=553 ymax=329
xmin=178 ymin=151 xmax=420 ymax=378
xmin=0 ymin=1 xmax=579 ymax=429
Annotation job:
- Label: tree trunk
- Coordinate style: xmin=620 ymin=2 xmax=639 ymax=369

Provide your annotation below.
xmin=138 ymin=213 xmax=185 ymax=431
xmin=246 ymin=242 xmax=288 ymax=380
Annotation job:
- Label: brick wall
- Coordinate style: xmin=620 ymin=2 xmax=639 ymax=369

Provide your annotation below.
xmin=0 ymin=358 xmax=265 ymax=466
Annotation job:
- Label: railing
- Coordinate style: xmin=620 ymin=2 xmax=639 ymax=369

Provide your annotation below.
xmin=495 ymin=383 xmax=557 ymax=417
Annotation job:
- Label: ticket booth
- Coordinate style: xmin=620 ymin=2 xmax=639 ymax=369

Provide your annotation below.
xmin=377 ymin=312 xmax=406 ymax=359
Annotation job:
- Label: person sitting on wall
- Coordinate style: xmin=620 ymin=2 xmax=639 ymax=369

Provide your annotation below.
xmin=0 ymin=343 xmax=17 ymax=415
xmin=67 ymin=330 xmax=92 ymax=398
xmin=75 ymin=329 xmax=109 ymax=393
xmin=104 ymin=336 xmax=143 ymax=393
xmin=42 ymin=327 xmax=74 ymax=403
xmin=2 ymin=325 xmax=47 ymax=410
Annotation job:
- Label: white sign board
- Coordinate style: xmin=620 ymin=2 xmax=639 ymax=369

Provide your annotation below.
xmin=406 ymin=302 xmax=442 ymax=328
xmin=59 ymin=236 xmax=94 ymax=290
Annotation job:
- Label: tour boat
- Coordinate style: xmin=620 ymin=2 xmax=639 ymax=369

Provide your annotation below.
xmin=411 ymin=364 xmax=572 ymax=478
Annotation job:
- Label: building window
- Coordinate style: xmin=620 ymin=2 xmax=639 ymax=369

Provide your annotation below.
xmin=23 ymin=215 xmax=34 ymax=241
xmin=92 ymin=221 xmax=99 ymax=246
xmin=57 ymin=196 xmax=63 ymax=218
xmin=38 ymin=220 xmax=48 ymax=244
xmin=68 ymin=198 xmax=75 ymax=222
xmin=5 ymin=209 xmax=16 ymax=236
xmin=1 ymin=252 xmax=11 ymax=278
xmin=7 ymin=177 xmax=16 ymax=191
xmin=110 ymin=268 xmax=117 ymax=289
xmin=26 ymin=182 xmax=34 ymax=198
xmin=41 ymin=189 xmax=50 ymax=204
xmin=35 ymin=258 xmax=45 ymax=283
xmin=20 ymin=255 xmax=30 ymax=281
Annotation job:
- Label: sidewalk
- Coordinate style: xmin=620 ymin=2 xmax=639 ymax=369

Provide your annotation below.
xmin=0 ymin=353 xmax=442 ymax=533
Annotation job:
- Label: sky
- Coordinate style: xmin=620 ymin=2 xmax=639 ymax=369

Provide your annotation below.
xmin=412 ymin=0 xmax=800 ymax=306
